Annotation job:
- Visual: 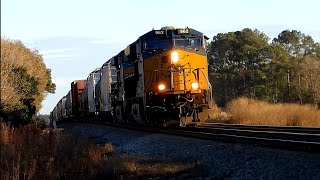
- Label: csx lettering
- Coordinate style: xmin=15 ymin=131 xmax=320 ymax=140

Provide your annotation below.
xmin=155 ymin=31 xmax=164 ymax=35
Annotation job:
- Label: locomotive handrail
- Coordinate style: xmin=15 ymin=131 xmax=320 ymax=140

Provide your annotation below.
xmin=200 ymin=68 xmax=212 ymax=88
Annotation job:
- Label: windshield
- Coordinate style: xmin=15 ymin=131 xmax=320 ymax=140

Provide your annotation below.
xmin=143 ymin=39 xmax=172 ymax=50
xmin=174 ymin=38 xmax=201 ymax=48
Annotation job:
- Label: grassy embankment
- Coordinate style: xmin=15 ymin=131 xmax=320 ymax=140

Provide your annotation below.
xmin=0 ymin=122 xmax=205 ymax=179
xmin=209 ymin=97 xmax=320 ymax=127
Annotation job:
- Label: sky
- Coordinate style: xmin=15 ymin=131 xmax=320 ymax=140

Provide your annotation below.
xmin=2 ymin=0 xmax=320 ymax=114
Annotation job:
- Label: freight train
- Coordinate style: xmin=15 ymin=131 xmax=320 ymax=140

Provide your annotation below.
xmin=50 ymin=26 xmax=213 ymax=127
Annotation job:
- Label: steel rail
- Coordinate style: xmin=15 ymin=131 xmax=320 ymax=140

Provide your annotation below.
xmin=164 ymin=128 xmax=320 ymax=153
xmin=200 ymin=122 xmax=320 ymax=134
xmin=60 ymin=120 xmax=320 ymax=153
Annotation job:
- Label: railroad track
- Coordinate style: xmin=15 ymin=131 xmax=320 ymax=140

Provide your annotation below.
xmin=200 ymin=122 xmax=320 ymax=134
xmin=62 ymin=120 xmax=320 ymax=153
xmin=179 ymin=123 xmax=320 ymax=153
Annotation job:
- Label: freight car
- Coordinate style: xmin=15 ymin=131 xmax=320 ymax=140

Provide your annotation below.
xmin=50 ymin=26 xmax=213 ymax=127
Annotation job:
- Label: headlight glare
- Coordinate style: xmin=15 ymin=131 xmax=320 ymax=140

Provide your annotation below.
xmin=158 ymin=84 xmax=165 ymax=91
xmin=191 ymin=82 xmax=199 ymax=89
xmin=171 ymin=51 xmax=179 ymax=64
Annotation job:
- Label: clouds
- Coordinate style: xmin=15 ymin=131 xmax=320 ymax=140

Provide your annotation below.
xmin=88 ymin=39 xmax=112 ymax=45
xmin=40 ymin=48 xmax=74 ymax=55
xmin=88 ymin=38 xmax=132 ymax=46
xmin=44 ymin=53 xmax=81 ymax=59
xmin=40 ymin=48 xmax=80 ymax=59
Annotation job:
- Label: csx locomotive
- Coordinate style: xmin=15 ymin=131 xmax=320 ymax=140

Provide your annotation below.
xmin=50 ymin=26 xmax=213 ymax=127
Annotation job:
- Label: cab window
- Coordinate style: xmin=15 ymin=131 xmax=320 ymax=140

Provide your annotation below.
xmin=143 ymin=39 xmax=172 ymax=50
xmin=174 ymin=38 xmax=201 ymax=48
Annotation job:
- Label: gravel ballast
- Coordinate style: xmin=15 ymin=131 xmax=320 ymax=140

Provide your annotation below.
xmin=60 ymin=122 xmax=320 ymax=179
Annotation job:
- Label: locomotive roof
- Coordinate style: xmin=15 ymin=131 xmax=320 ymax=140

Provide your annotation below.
xmin=100 ymin=27 xmax=207 ymax=67
xmin=139 ymin=27 xmax=205 ymax=41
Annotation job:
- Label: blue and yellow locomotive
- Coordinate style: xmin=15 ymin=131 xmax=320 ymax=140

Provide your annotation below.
xmin=112 ymin=26 xmax=212 ymax=127
xmin=51 ymin=26 xmax=213 ymax=127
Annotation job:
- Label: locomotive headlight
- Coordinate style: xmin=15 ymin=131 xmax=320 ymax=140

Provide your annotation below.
xmin=191 ymin=82 xmax=199 ymax=89
xmin=171 ymin=51 xmax=179 ymax=64
xmin=158 ymin=84 xmax=166 ymax=91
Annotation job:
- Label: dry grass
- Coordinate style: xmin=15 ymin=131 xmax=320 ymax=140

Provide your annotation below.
xmin=0 ymin=122 xmax=207 ymax=179
xmin=98 ymin=155 xmax=206 ymax=179
xmin=0 ymin=122 xmax=112 ymax=180
xmin=221 ymin=98 xmax=320 ymax=127
xmin=207 ymin=102 xmax=232 ymax=122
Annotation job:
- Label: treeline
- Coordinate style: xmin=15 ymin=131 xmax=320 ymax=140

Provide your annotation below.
xmin=208 ymin=29 xmax=320 ymax=107
xmin=0 ymin=38 xmax=56 ymax=125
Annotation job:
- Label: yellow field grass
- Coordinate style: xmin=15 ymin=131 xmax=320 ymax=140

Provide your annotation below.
xmin=0 ymin=122 xmax=111 ymax=180
xmin=217 ymin=98 xmax=320 ymax=127
xmin=99 ymin=155 xmax=205 ymax=179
